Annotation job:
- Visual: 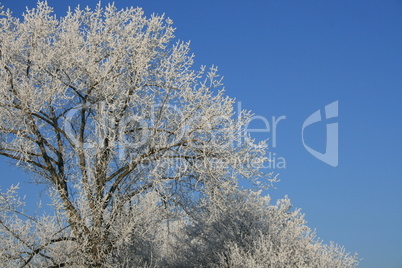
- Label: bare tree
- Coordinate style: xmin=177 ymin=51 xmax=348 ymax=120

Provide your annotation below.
xmin=0 ymin=2 xmax=272 ymax=266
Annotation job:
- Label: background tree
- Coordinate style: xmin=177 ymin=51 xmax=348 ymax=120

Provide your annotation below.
xmin=167 ymin=182 xmax=359 ymax=267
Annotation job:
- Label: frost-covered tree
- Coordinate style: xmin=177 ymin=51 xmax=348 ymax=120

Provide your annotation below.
xmin=0 ymin=2 xmax=272 ymax=266
xmin=0 ymin=2 xmax=358 ymax=267
xmin=168 ymin=182 xmax=359 ymax=267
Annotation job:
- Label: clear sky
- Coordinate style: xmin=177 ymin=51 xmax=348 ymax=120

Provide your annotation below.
xmin=1 ymin=1 xmax=401 ymax=267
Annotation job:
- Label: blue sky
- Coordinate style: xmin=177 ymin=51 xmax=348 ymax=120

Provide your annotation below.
xmin=1 ymin=0 xmax=402 ymax=267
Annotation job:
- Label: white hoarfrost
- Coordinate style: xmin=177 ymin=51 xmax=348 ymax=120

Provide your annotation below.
xmin=0 ymin=2 xmax=358 ymax=267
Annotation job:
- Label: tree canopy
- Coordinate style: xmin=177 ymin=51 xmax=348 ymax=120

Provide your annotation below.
xmin=0 ymin=2 xmax=358 ymax=267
